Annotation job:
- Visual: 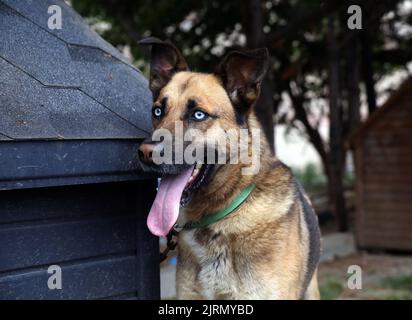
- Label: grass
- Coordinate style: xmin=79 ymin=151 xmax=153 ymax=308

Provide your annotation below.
xmin=319 ymin=273 xmax=412 ymax=300
xmin=383 ymin=292 xmax=412 ymax=300
xmin=381 ymin=274 xmax=412 ymax=299
xmin=382 ymin=274 xmax=412 ymax=291
xmin=319 ymin=278 xmax=344 ymax=300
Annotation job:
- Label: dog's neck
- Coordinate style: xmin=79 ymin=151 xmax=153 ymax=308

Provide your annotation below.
xmin=182 ymin=111 xmax=277 ymax=223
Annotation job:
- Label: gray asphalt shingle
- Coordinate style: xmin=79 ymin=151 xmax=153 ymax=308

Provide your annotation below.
xmin=0 ymin=58 xmax=142 ymax=139
xmin=0 ymin=0 xmax=152 ymax=140
xmin=2 ymin=0 xmax=130 ymax=64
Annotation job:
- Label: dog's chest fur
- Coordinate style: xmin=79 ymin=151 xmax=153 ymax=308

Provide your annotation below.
xmin=178 ymin=224 xmax=271 ymax=299
xmin=179 ymin=229 xmax=242 ymax=299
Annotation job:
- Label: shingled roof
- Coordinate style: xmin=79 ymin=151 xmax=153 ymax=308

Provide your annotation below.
xmin=0 ymin=0 xmax=152 ymax=141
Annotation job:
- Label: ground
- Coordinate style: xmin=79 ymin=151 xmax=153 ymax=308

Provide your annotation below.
xmin=319 ymin=253 xmax=412 ymax=300
xmin=160 ymin=233 xmax=412 ymax=300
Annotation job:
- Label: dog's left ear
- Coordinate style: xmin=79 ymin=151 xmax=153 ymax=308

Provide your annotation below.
xmin=139 ymin=37 xmax=189 ymax=100
xmin=215 ymin=48 xmax=269 ymax=115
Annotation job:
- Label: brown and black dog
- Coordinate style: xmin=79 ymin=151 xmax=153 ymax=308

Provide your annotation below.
xmin=138 ymin=37 xmax=321 ymax=300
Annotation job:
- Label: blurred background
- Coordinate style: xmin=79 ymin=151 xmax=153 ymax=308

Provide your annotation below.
xmin=70 ymin=0 xmax=412 ymax=299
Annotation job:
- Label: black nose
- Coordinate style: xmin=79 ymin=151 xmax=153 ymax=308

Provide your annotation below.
xmin=138 ymin=143 xmax=154 ymax=163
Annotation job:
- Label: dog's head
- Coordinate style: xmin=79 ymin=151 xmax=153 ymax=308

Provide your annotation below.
xmin=138 ymin=37 xmax=269 ymax=236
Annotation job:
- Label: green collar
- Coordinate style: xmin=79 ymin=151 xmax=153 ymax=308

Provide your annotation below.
xmin=183 ymin=184 xmax=256 ymax=229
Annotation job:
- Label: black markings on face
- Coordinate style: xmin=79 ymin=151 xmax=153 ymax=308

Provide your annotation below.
xmin=160 ymin=97 xmax=168 ymax=110
xmin=186 ymin=99 xmax=197 ymax=110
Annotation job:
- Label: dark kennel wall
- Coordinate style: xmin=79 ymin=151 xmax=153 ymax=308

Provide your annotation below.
xmin=0 ymin=141 xmax=159 ymax=299
xmin=0 ymin=178 xmax=158 ymax=300
xmin=0 ymin=1 xmax=159 ymax=299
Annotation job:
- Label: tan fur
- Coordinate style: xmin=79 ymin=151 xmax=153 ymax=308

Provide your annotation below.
xmin=152 ymin=71 xmax=321 ymax=300
xmin=304 ymin=270 xmax=320 ymax=300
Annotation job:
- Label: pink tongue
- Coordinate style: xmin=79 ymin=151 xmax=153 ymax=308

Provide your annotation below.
xmin=147 ymin=166 xmax=194 ymax=237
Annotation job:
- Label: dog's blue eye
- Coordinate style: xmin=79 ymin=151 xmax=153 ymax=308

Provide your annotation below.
xmin=153 ymin=107 xmax=162 ymax=118
xmin=193 ymin=110 xmax=207 ymax=121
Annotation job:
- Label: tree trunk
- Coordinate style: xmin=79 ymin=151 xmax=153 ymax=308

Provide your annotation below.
xmin=347 ymin=32 xmax=361 ymax=135
xmin=256 ymin=77 xmax=276 ymax=154
xmin=360 ymin=29 xmax=377 ymax=115
xmin=246 ymin=0 xmax=275 ymax=153
xmin=328 ymin=17 xmax=348 ymax=232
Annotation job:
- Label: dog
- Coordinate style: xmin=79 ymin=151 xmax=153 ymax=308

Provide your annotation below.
xmin=138 ymin=37 xmax=321 ymax=300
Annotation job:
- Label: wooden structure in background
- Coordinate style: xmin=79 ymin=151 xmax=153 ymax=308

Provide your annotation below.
xmin=351 ymin=78 xmax=412 ymax=251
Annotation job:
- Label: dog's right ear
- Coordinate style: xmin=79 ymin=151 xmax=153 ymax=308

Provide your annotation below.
xmin=214 ymin=48 xmax=269 ymax=116
xmin=139 ymin=37 xmax=189 ymax=100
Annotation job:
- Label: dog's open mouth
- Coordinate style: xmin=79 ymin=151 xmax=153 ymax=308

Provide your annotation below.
xmin=181 ymin=163 xmax=213 ymax=206
xmin=147 ymin=163 xmax=214 ymax=237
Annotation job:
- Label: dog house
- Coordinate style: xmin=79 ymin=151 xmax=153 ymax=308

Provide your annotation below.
xmin=351 ymin=78 xmax=412 ymax=251
xmin=0 ymin=1 xmax=159 ymax=299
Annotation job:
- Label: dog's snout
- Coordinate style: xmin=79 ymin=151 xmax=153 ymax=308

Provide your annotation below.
xmin=138 ymin=143 xmax=154 ymax=163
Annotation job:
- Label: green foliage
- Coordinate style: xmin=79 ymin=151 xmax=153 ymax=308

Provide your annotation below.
xmin=293 ymin=163 xmax=327 ymax=193
xmin=382 ymin=274 xmax=412 ymax=292
xmin=380 ymin=273 xmax=412 ymax=300
xmin=294 ymin=162 xmax=355 ymax=193
xmin=72 ymin=0 xmax=245 ymax=68
xmin=343 ymin=170 xmax=355 ymax=189
xmin=383 ymin=292 xmax=412 ymax=300
xmin=319 ymin=278 xmax=344 ymax=300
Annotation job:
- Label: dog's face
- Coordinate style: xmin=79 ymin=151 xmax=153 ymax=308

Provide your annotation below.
xmin=152 ymin=71 xmax=234 ymax=142
xmin=138 ymin=37 xmax=269 ymax=236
